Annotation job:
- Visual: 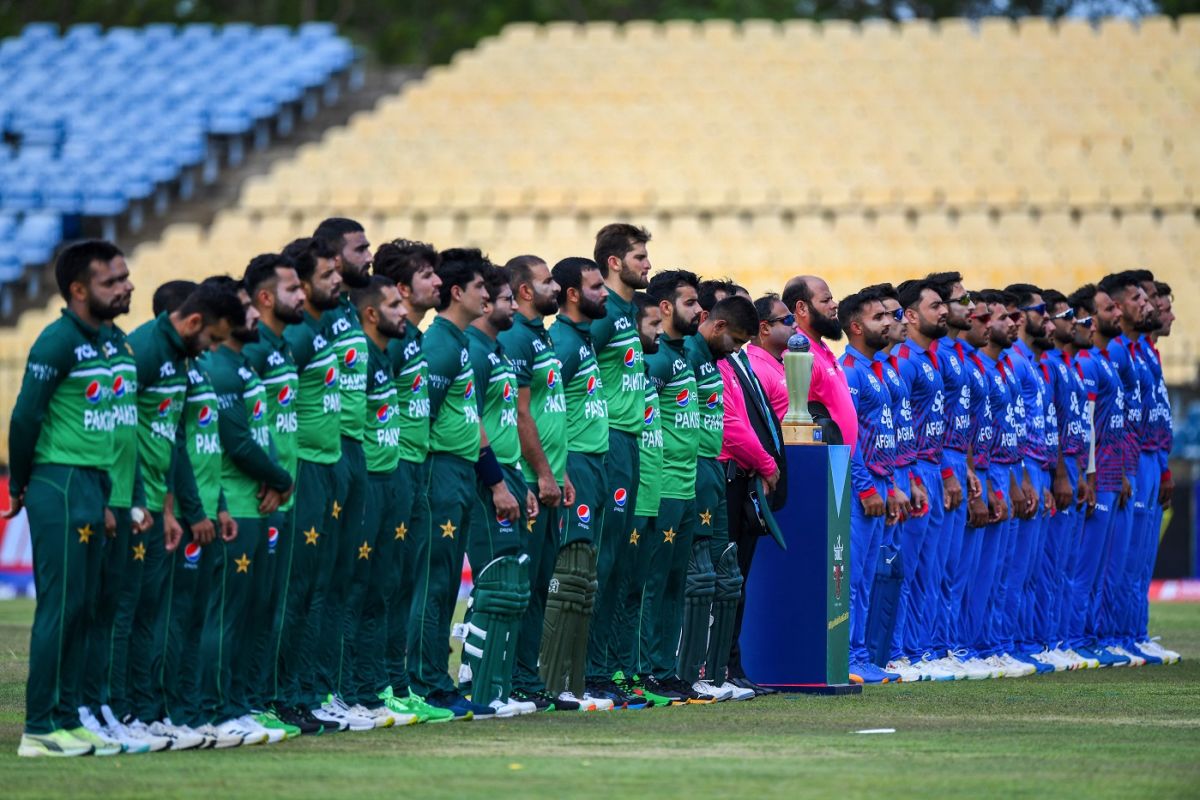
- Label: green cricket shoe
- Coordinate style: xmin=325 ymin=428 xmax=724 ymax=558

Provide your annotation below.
xmin=17 ymin=730 xmax=94 ymax=758
xmin=255 ymin=710 xmax=302 ymax=740
xmin=378 ymin=686 xmax=456 ymax=724
xmin=623 ymin=673 xmax=684 ymax=707
xmin=66 ymin=726 xmax=123 ymax=756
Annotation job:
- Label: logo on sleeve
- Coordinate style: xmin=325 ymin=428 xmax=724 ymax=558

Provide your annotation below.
xmin=112 ymin=375 xmax=126 ymax=398
xmin=251 ymin=399 xmax=265 ymax=421
xmin=85 ymin=380 xmax=103 ymax=404
xmin=344 ymin=348 xmax=359 ymax=369
xmin=644 ymin=406 xmax=656 ymax=425
xmin=197 ymin=406 xmax=214 ymax=427
xmin=502 ymin=382 xmax=514 ymax=403
xmin=546 ymin=369 xmax=559 ymax=388
xmin=586 ymin=375 xmax=598 ymax=395
xmin=324 ymin=367 xmax=338 ymax=388
xmin=376 ymin=404 xmax=392 ymax=424
xmin=278 ymin=385 xmax=294 ymax=406
xmin=705 ymin=392 xmax=720 ymax=409
xmin=156 ymin=398 xmax=172 ymax=416
xmin=464 ymin=380 xmax=475 ymax=400
xmin=411 ymin=374 xmax=424 ymax=393
xmin=624 ymin=347 xmax=636 ymax=368
xmin=576 ymin=504 xmax=591 ymax=524
xmin=676 ymin=389 xmax=691 ymax=407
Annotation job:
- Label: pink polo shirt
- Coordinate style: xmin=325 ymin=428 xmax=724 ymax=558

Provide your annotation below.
xmin=717 ymin=357 xmax=778 ymax=478
xmin=745 ymin=340 xmax=858 ymax=453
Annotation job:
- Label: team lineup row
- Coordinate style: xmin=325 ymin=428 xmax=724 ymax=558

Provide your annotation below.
xmin=6 ymin=219 xmax=1180 ymax=758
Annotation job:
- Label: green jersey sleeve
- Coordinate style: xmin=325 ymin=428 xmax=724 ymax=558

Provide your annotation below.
xmin=8 ymin=317 xmax=77 ymax=494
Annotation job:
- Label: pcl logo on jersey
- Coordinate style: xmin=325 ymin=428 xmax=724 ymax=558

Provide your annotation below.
xmin=586 ymin=375 xmax=598 ymax=395
xmin=156 ymin=397 xmax=172 ymax=416
xmin=705 ymin=392 xmax=720 ymax=409
xmin=623 ymin=347 xmax=636 ymax=368
xmin=546 ymin=369 xmax=558 ymax=388
xmin=251 ymin=399 xmax=265 ymax=421
xmin=464 ymin=380 xmax=475 ymax=400
xmin=183 ymin=542 xmax=202 ymax=567
xmin=344 ymin=348 xmax=359 ymax=369
xmin=85 ymin=380 xmax=103 ymax=404
xmin=323 ymin=367 xmax=338 ymax=388
xmin=576 ymin=504 xmax=591 ymax=524
xmin=644 ymin=406 xmax=656 ymax=425
xmin=675 ymin=389 xmax=691 ymax=407
xmin=411 ymin=374 xmax=423 ymax=394
xmin=112 ymin=375 xmax=126 ymax=398
xmin=277 ymin=385 xmax=294 ymax=407
xmin=502 ymin=382 xmax=514 ymax=403
xmin=267 ymin=527 xmax=279 ymax=553
xmin=613 ymin=488 xmax=627 ymax=508
xmin=376 ymin=404 xmax=391 ymax=424
xmin=197 ymin=405 xmax=214 ymax=428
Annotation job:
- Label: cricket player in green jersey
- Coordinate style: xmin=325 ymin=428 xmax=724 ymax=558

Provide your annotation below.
xmin=498 ymin=256 xmax=582 ymax=712
xmin=545 ymin=257 xmax=617 ymax=710
xmin=412 ymin=249 xmax=516 ymax=721
xmin=339 ymin=276 xmax=418 ymax=728
xmin=125 ymin=282 xmax=241 ymax=740
xmin=682 ymin=295 xmax=758 ymax=701
xmin=312 ymin=219 xmax=373 ymax=712
xmin=241 ymin=254 xmax=307 ymax=732
xmin=460 ymin=267 xmax=537 ymax=717
xmin=587 ymin=224 xmax=653 ymax=696
xmin=10 ymin=241 xmax=129 ymax=757
xmin=641 ymin=270 xmax=712 ymax=704
xmin=274 ymin=237 xmax=347 ymax=733
xmin=371 ymin=240 xmax=455 ymax=724
xmin=200 ymin=279 xmax=296 ymax=744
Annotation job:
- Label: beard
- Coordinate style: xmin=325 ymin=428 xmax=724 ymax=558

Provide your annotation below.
xmin=232 ymin=325 xmax=260 ymax=344
xmin=864 ymin=328 xmax=890 ymax=352
xmin=1135 ymin=315 xmax=1161 ymax=334
xmin=89 ymin=295 xmax=125 ymax=322
xmin=810 ymin=306 xmax=842 ymax=341
xmin=340 ymin=264 xmax=370 ymax=289
xmin=1097 ymin=318 xmax=1122 ymax=338
xmin=920 ymin=318 xmax=949 ymax=339
xmin=675 ymin=312 xmax=700 ymax=338
xmin=620 ymin=263 xmax=649 ymax=290
xmin=310 ymin=286 xmax=341 ymax=311
xmin=947 ymin=312 xmax=970 ymax=332
xmin=275 ymin=299 xmax=305 ymax=324
xmin=378 ymin=315 xmax=407 ymax=340
xmin=579 ymin=295 xmax=607 ymax=320
xmin=489 ymin=311 xmax=515 ymax=331
xmin=642 ymin=337 xmax=659 ymax=355
xmin=533 ymin=293 xmax=559 ymax=317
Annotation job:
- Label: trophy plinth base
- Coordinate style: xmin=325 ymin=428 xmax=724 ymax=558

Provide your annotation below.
xmin=782 ymin=422 xmax=824 ymax=445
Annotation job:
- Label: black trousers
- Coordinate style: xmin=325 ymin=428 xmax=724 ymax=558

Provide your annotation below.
xmin=724 ymin=470 xmax=763 ymax=679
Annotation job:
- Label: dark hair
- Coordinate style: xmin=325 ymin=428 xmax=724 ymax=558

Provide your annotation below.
xmin=313 ymin=217 xmax=364 ymax=252
xmin=551 ymin=257 xmax=601 ymax=305
xmin=897 ymin=278 xmax=938 ymax=310
xmin=633 ymin=290 xmax=656 ymax=320
xmin=1004 ymin=283 xmax=1043 ymax=308
xmin=1127 ymin=268 xmax=1155 ymax=284
xmin=593 ymin=223 xmax=650 ymax=278
xmin=698 ymin=278 xmax=737 ymax=312
xmin=976 ymin=288 xmax=1017 ymax=308
xmin=483 ymin=264 xmax=510 ymax=302
xmin=55 ymin=239 xmax=124 ymax=300
xmin=200 ymin=275 xmax=244 ymax=295
xmin=350 ymin=274 xmax=396 ymax=312
xmin=753 ymin=293 xmax=781 ymax=324
xmin=861 ymin=282 xmax=898 ymax=302
xmin=1041 ymin=288 xmax=1068 ymax=311
xmin=504 ymin=254 xmax=546 ymax=296
xmin=176 ymin=280 xmax=244 ymax=327
xmin=647 ymin=269 xmax=699 ymax=305
xmin=1098 ymin=271 xmax=1141 ymax=300
xmin=243 ymin=253 xmax=295 ymax=297
xmin=152 ymin=280 xmax=198 ymax=316
xmin=837 ymin=289 xmax=878 ymax=332
xmin=375 ymin=239 xmax=439 ymax=287
xmin=781 ymin=276 xmax=813 ymax=314
xmin=282 ymin=237 xmax=337 ymax=282
xmin=1068 ymin=284 xmax=1099 ymax=315
xmin=924 ymin=271 xmax=963 ymax=289
xmin=1154 ymin=280 xmax=1171 ymax=298
xmin=708 ymin=295 xmax=758 ymax=336
xmin=435 ymin=248 xmax=490 ymax=311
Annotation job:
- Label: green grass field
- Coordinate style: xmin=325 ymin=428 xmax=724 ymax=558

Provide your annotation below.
xmin=0 ymin=600 xmax=1198 ymax=798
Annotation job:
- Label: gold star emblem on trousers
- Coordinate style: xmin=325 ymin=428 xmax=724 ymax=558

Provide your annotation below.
xmin=662 ymin=527 xmax=676 ymax=544
xmin=526 ymin=517 xmax=536 ymax=532
xmin=440 ymin=520 xmax=456 ymax=538
xmin=235 ymin=554 xmax=251 ymax=573
xmin=78 ymin=524 xmax=94 ymax=544
xmin=629 ymin=529 xmax=640 ymax=546
xmin=699 ymin=509 xmax=713 ymax=526
xmin=331 ymin=501 xmax=342 ymax=520
xmin=304 ymin=527 xmax=320 ymax=545
xmin=394 ymin=522 xmax=407 ymax=541
xmin=358 ymin=541 xmax=372 ymax=560
xmin=132 ymin=542 xmax=146 ymax=562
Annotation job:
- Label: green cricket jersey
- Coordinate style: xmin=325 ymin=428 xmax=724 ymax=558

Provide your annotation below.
xmin=645 ymin=335 xmax=700 ymax=500
xmin=634 ymin=373 xmax=663 ymax=518
xmin=8 ymin=309 xmax=116 ymax=497
xmin=243 ymin=324 xmax=299 ymax=510
xmin=325 ymin=295 xmax=368 ymax=442
xmin=424 ymin=316 xmax=481 ymax=461
xmin=467 ymin=326 xmax=520 ymax=466
xmin=104 ymin=323 xmax=140 ymax=508
xmin=498 ymin=312 xmax=567 ymax=484
xmin=364 ymin=339 xmax=401 ymax=474
xmin=182 ymin=359 xmax=223 ymax=520
xmin=549 ymin=314 xmax=609 ymax=456
xmin=387 ymin=324 xmax=431 ymax=465
xmin=592 ymin=287 xmax=645 ymax=434
xmin=284 ymin=311 xmax=341 ymax=465
xmin=129 ymin=313 xmax=191 ymax=513
xmin=204 ymin=346 xmax=292 ymax=519
xmin=684 ymin=334 xmax=725 ymax=460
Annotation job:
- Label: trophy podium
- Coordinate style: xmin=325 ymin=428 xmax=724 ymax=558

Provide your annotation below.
xmin=740 ymin=334 xmax=860 ymax=694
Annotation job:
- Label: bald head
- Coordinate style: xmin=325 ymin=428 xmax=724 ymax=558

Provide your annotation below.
xmin=783 ymin=274 xmax=840 ymax=342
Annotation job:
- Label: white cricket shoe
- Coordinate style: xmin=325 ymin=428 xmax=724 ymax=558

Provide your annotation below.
xmin=502 ymin=696 xmax=539 ymax=715
xmin=999 ymin=654 xmax=1036 ymax=677
xmin=147 ymin=719 xmax=206 ymax=750
xmin=694 ymin=680 xmax=733 ymax=701
xmin=915 ymin=655 xmax=956 ymax=681
xmin=557 ymin=691 xmax=596 ymax=711
xmin=349 ymin=704 xmax=395 ymax=729
xmin=238 ymin=714 xmax=285 ymax=744
xmin=718 ymin=681 xmax=756 ymax=701
xmin=580 ymin=691 xmax=615 ymax=711
xmin=78 ymin=706 xmax=138 ymax=754
xmin=198 ymin=721 xmax=245 ymax=748
xmin=483 ymin=699 xmax=520 ymax=719
xmin=885 ymin=657 xmax=923 ymax=683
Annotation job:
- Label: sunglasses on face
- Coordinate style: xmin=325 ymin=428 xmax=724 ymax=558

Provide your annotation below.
xmin=948 ymin=292 xmax=973 ymax=307
xmin=1051 ymin=308 xmax=1075 ymax=321
xmin=1075 ymin=315 xmax=1094 ymax=329
xmin=1003 ymin=311 xmax=1022 ymax=323
xmin=1020 ymin=303 xmax=1047 ymax=315
xmin=768 ymin=313 xmax=796 ymax=327
xmin=972 ymin=312 xmax=993 ymax=325
xmin=891 ymin=307 xmax=905 ymax=322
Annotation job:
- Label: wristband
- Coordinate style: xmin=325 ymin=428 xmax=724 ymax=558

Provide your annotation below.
xmin=941 ymin=467 xmax=955 ymax=480
xmin=858 ymin=487 xmax=878 ymax=500
xmin=887 ymin=487 xmax=896 ymax=498
xmin=475 ymin=446 xmax=504 ymax=488
xmin=910 ymin=472 xmax=923 ymax=487
xmin=1162 ymin=469 xmax=1172 ymax=482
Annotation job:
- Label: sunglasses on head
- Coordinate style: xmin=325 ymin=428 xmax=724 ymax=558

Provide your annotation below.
xmin=1020 ymin=302 xmax=1047 ymax=315
xmin=949 ymin=292 xmax=973 ymax=307
xmin=1075 ymin=315 xmax=1094 ymax=329
xmin=768 ymin=313 xmax=795 ymax=327
xmin=1051 ymin=308 xmax=1075 ymax=321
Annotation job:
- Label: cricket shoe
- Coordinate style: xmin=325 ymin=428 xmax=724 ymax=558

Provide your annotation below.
xmin=350 ymin=704 xmax=398 ymax=728
xmin=483 ymin=699 xmax=521 ymax=719
xmin=716 ymin=681 xmax=756 ymax=701
xmin=272 ymin=705 xmax=322 ymax=735
xmin=884 ymin=657 xmax=923 ymax=683
xmin=79 ymin=706 xmax=148 ymax=754
xmin=102 ymin=707 xmax=171 ymax=751
xmin=996 ymin=654 xmax=1037 ymax=677
xmin=1054 ymin=649 xmax=1088 ymax=670
xmin=426 ymin=689 xmax=493 ymax=720
xmin=253 ymin=709 xmax=301 ymax=740
xmin=1032 ymin=650 xmax=1069 ymax=672
xmin=848 ymin=661 xmax=894 ymax=684
xmin=197 ymin=722 xmax=245 ymax=748
xmin=962 ymin=657 xmax=1002 ymax=679
xmin=605 ymin=677 xmax=651 ymax=709
xmin=147 ymin=719 xmax=207 ymax=750
xmin=580 ymin=690 xmax=616 ymax=711
xmin=1138 ymin=638 xmax=1180 ymax=664
xmin=612 ymin=672 xmax=657 ymax=707
xmin=628 ymin=674 xmax=684 ymax=707
xmin=1124 ymin=642 xmax=1161 ymax=666
xmin=503 ymin=696 xmax=539 ymax=715
xmin=1091 ymin=646 xmax=1127 ymax=668
xmin=1105 ymin=645 xmax=1141 ymax=667
xmin=235 ymin=715 xmax=282 ymax=744
xmin=694 ymin=680 xmax=734 ymax=701
xmin=947 ymin=650 xmax=992 ymax=680
xmin=388 ymin=687 xmax=455 ymax=723
xmin=929 ymin=656 xmax=969 ymax=680
xmin=319 ymin=695 xmax=375 ymax=731
xmin=663 ymin=677 xmax=716 ymax=704
xmin=509 ymin=688 xmax=555 ymax=712
xmin=728 ymin=675 xmax=777 ymax=696
xmin=1012 ymin=652 xmax=1054 ymax=674
xmin=913 ymin=655 xmax=957 ymax=682
xmin=551 ymin=691 xmax=587 ymax=711
xmin=17 ymin=730 xmax=94 ymax=758
xmin=1070 ymin=647 xmax=1104 ymax=669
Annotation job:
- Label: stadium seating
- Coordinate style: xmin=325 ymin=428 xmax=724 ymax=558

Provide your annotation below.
xmin=1 ymin=16 xmax=1198 ymax=462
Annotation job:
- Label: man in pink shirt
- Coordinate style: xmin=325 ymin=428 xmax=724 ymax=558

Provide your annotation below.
xmin=781 ymin=275 xmax=859 ymax=451
xmin=745 ymin=293 xmax=793 ymax=422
